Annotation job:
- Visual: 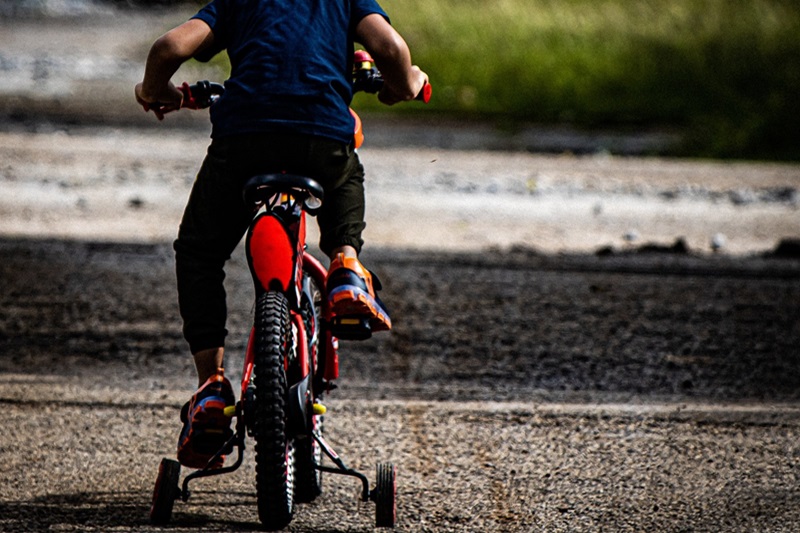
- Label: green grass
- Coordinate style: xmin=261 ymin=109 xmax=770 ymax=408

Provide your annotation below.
xmin=359 ymin=0 xmax=800 ymax=159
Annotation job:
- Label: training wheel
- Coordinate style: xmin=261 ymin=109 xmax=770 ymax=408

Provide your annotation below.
xmin=374 ymin=462 xmax=397 ymax=528
xmin=150 ymin=458 xmax=181 ymax=524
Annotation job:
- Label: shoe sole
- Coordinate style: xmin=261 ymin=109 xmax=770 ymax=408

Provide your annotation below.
xmin=329 ymin=285 xmax=391 ymax=331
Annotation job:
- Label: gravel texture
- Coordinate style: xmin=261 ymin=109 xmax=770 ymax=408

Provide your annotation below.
xmin=1 ymin=238 xmax=800 ymax=532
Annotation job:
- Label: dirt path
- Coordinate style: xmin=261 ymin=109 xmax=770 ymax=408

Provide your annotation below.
xmin=1 ymin=127 xmax=798 ymax=255
xmin=4 ymin=379 xmax=800 ymax=532
xmin=1 ymin=236 xmax=799 ymax=532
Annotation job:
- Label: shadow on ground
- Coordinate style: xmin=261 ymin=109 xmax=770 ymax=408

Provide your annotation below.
xmin=2 ymin=237 xmax=799 ymax=403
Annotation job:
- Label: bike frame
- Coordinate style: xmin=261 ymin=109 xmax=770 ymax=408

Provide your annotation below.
xmin=180 ymin=189 xmax=339 ymax=497
xmin=240 ymin=193 xmax=340 ymax=404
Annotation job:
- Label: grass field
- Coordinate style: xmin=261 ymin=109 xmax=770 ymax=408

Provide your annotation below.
xmin=354 ymin=0 xmax=800 ymax=159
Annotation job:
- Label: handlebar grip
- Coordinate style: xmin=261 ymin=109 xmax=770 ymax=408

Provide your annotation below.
xmin=180 ymin=80 xmax=225 ymax=109
xmin=353 ymin=66 xmax=430 ymax=104
xmin=179 ymin=82 xmax=198 ymax=109
xmin=417 ymin=83 xmax=432 ymax=104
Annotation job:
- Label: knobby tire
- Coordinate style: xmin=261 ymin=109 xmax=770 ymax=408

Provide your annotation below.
xmin=253 ymin=291 xmax=294 ymax=530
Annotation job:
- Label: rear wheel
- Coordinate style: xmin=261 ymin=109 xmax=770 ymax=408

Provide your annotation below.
xmin=375 ymin=462 xmax=397 ymax=528
xmin=253 ymin=291 xmax=294 ymax=531
xmin=149 ymin=458 xmax=180 ymax=525
xmin=294 ymin=275 xmax=324 ymax=503
xmin=294 ymin=413 xmax=323 ymax=502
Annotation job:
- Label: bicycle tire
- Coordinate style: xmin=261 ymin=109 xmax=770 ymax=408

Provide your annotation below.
xmin=294 ymin=275 xmax=324 ymax=502
xmin=149 ymin=458 xmax=180 ymax=525
xmin=253 ymin=291 xmax=295 ymax=531
xmin=375 ymin=462 xmax=397 ymax=528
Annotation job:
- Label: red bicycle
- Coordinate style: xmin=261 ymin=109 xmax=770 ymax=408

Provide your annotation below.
xmin=149 ymin=52 xmax=429 ymax=530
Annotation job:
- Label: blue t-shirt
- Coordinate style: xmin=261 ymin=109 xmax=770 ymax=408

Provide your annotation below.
xmin=191 ymin=0 xmax=388 ymax=143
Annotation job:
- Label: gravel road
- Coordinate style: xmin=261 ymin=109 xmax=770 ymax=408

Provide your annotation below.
xmin=1 ymin=235 xmax=799 ymax=532
xmin=2 ymin=4 xmax=800 ymax=532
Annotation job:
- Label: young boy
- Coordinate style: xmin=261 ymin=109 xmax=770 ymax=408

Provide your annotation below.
xmin=135 ymin=0 xmax=428 ymax=469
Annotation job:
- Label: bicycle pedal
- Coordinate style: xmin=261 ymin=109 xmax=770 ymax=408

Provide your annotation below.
xmin=330 ymin=316 xmax=372 ymax=340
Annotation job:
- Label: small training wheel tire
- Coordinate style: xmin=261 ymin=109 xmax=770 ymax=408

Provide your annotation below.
xmin=150 ymin=458 xmax=181 ymax=525
xmin=375 ymin=462 xmax=396 ymax=528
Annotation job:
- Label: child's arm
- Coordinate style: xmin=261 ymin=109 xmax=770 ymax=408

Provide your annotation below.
xmin=355 ymin=14 xmax=428 ymax=105
xmin=135 ymin=19 xmax=215 ymax=120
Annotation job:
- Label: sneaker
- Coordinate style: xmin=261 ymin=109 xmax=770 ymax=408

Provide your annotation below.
xmin=326 ymin=253 xmax=392 ymax=337
xmin=176 ymin=369 xmax=235 ymax=470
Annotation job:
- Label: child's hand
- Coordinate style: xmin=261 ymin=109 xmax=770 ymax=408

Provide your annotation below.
xmin=135 ymin=82 xmax=184 ymax=121
xmin=378 ymin=66 xmax=429 ymax=106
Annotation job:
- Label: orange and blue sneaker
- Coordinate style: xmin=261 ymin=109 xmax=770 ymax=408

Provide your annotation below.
xmin=326 ymin=254 xmax=391 ymax=340
xmin=176 ymin=369 xmax=235 ymax=470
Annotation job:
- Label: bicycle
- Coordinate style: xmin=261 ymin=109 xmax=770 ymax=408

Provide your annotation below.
xmin=149 ymin=51 xmax=430 ymax=530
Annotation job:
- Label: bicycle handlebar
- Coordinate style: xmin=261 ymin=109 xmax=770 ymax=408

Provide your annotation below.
xmin=181 ymin=57 xmax=431 ymax=110
xmin=180 ymin=81 xmax=225 ymax=110
xmin=352 ymin=68 xmax=431 ymax=103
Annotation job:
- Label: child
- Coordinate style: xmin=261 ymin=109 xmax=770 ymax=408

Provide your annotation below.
xmin=135 ymin=0 xmax=428 ymax=469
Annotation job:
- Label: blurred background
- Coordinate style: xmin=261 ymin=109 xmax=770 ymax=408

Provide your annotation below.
xmin=1 ymin=0 xmax=799 ymax=160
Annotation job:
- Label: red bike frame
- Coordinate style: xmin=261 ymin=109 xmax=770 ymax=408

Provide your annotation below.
xmin=240 ymin=208 xmax=339 ymax=403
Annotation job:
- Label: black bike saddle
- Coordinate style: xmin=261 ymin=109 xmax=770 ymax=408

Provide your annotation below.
xmin=243 ymin=173 xmax=325 ymax=211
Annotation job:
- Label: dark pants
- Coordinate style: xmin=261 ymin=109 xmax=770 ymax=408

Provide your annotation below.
xmin=174 ymin=133 xmax=366 ymax=353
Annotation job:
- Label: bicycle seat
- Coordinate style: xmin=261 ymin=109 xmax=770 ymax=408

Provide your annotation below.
xmin=243 ymin=173 xmax=324 ymax=211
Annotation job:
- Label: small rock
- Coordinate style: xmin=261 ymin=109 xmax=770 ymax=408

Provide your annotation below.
xmin=128 ymin=197 xmax=145 ymax=209
xmin=710 ymin=233 xmax=726 ymax=252
xmin=623 ymin=229 xmax=640 ymax=243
